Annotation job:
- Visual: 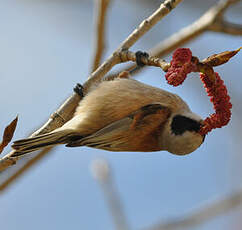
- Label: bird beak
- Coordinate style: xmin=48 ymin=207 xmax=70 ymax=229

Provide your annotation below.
xmin=202 ymin=134 xmax=206 ymax=143
xmin=198 ymin=120 xmax=206 ymax=143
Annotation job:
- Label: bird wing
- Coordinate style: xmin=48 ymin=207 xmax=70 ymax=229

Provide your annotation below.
xmin=66 ymin=103 xmax=171 ymax=151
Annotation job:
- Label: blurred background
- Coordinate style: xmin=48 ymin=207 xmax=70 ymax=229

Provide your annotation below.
xmin=0 ymin=0 xmax=241 ymax=229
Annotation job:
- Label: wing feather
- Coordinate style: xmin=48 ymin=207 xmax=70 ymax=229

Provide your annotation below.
xmin=66 ymin=103 xmax=170 ymax=151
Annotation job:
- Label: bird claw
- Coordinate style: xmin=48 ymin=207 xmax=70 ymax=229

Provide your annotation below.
xmin=135 ymin=51 xmax=149 ymax=67
xmin=74 ymin=83 xmax=84 ymax=97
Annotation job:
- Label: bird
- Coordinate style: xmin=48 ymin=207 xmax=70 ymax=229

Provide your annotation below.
xmin=12 ymin=78 xmax=205 ymax=157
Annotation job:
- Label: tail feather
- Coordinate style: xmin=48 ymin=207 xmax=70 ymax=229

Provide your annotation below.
xmin=12 ymin=130 xmax=83 ymax=157
xmin=13 ymin=133 xmax=58 ymax=149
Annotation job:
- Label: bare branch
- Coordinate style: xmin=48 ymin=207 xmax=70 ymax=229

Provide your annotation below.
xmin=119 ymin=50 xmax=170 ymax=71
xmin=84 ymin=0 xmax=183 ymax=90
xmin=92 ymin=0 xmax=111 ymax=72
xmin=108 ymin=0 xmax=241 ymax=78
xmin=144 ymin=190 xmax=242 ymax=230
xmin=0 ymin=94 xmax=81 ymax=171
xmin=209 ymin=20 xmax=242 ymax=35
xmin=91 ymin=159 xmax=130 ymax=230
xmin=0 ymin=147 xmax=53 ymax=192
xmin=0 ymin=0 xmax=183 ymax=170
xmin=118 ymin=0 xmax=183 ymax=50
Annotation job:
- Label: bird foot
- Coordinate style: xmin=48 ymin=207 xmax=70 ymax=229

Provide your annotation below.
xmin=135 ymin=51 xmax=149 ymax=67
xmin=74 ymin=83 xmax=84 ymax=97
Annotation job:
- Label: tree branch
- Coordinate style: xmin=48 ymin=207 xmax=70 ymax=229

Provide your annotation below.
xmin=145 ymin=190 xmax=242 ymax=230
xmin=0 ymin=147 xmax=53 ymax=192
xmin=92 ymin=0 xmax=111 ymax=72
xmin=91 ymin=159 xmax=130 ymax=230
xmin=107 ymin=0 xmax=241 ymax=78
xmin=0 ymin=0 xmax=183 ymax=170
xmin=118 ymin=50 xmax=170 ymax=71
xmin=209 ymin=20 xmax=242 ymax=35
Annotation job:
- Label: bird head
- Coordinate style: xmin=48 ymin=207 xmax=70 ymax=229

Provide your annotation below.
xmin=160 ymin=112 xmax=205 ymax=155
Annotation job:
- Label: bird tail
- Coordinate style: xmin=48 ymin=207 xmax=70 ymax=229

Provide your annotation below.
xmin=11 ymin=129 xmax=82 ymax=157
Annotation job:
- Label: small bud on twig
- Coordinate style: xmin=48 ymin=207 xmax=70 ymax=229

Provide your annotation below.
xmin=0 ymin=116 xmax=18 ymax=154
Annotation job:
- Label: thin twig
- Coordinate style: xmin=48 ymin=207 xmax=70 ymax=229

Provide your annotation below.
xmin=84 ymin=0 xmax=183 ymax=90
xmin=91 ymin=159 xmax=130 ymax=230
xmin=209 ymin=20 xmax=242 ymax=35
xmin=152 ymin=0 xmax=242 ymax=58
xmin=92 ymin=0 xmax=111 ymax=72
xmin=107 ymin=0 xmax=242 ymax=78
xmin=0 ymin=0 xmax=183 ymax=170
xmin=144 ymin=190 xmax=242 ymax=230
xmin=0 ymin=147 xmax=53 ymax=192
xmin=119 ymin=50 xmax=170 ymax=71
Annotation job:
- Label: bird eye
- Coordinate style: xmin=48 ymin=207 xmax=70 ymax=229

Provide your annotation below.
xmin=171 ymin=115 xmax=201 ymax=135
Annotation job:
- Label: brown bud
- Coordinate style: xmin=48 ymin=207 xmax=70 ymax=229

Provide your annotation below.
xmin=0 ymin=116 xmax=18 ymax=154
xmin=202 ymin=47 xmax=241 ymax=67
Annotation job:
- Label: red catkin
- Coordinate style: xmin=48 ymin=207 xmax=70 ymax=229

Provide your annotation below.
xmin=199 ymin=72 xmax=232 ymax=135
xmin=165 ymin=48 xmax=197 ymax=86
xmin=165 ymin=48 xmax=232 ymax=135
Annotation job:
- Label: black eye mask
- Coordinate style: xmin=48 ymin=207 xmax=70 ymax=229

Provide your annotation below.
xmin=171 ymin=115 xmax=201 ymax=135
